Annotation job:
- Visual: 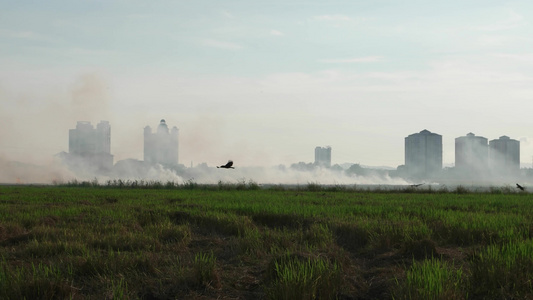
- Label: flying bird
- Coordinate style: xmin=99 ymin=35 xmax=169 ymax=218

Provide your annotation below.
xmin=217 ymin=160 xmax=235 ymax=169
xmin=516 ymin=183 xmax=525 ymax=191
xmin=410 ymin=183 xmax=424 ymax=188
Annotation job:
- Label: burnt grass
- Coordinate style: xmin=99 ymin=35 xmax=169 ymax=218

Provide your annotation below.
xmin=0 ymin=185 xmax=532 ymax=299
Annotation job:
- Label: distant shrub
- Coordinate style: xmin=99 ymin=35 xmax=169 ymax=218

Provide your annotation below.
xmin=306 ymin=182 xmax=323 ymax=192
xmin=165 ymin=181 xmax=177 ymax=189
xmin=182 ymin=178 xmax=198 ymax=189
xmin=454 ymin=185 xmax=468 ymax=194
xmin=235 ymin=179 xmax=247 ymax=190
xmin=267 ymin=184 xmax=288 ymax=191
xmin=501 ymin=184 xmax=513 ymax=194
xmin=247 ymin=179 xmax=261 ymax=190
xmin=437 ymin=185 xmax=449 ymax=193
xmin=489 ymin=186 xmax=502 ymax=194
xmin=324 ymin=184 xmax=347 ymax=192
xmin=401 ymin=186 xmax=417 ymax=193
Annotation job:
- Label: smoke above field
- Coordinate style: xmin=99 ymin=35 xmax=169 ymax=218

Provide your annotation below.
xmin=2 ymin=141 xmax=532 ymax=188
xmin=0 ymin=156 xmax=409 ymax=186
xmin=0 ymin=71 xmax=409 ymax=186
xmin=0 ymin=73 xmax=532 ymax=188
xmin=0 ymin=155 xmax=75 ymax=185
xmin=182 ymin=164 xmax=408 ymax=186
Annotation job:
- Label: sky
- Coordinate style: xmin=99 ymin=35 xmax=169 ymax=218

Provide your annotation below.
xmin=2 ymin=0 xmax=533 ymax=170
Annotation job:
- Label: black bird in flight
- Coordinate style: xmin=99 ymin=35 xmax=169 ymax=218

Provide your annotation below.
xmin=516 ymin=183 xmax=525 ymax=191
xmin=217 ymin=160 xmax=235 ymax=169
xmin=410 ymin=183 xmax=424 ymax=188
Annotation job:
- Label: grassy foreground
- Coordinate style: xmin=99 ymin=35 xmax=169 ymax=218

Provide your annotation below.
xmin=1 ymin=184 xmax=532 ymax=299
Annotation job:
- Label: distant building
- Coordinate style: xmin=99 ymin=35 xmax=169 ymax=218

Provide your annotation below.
xmin=489 ymin=136 xmax=520 ymax=172
xmin=404 ymin=129 xmax=442 ymax=177
xmin=68 ymin=121 xmax=113 ymax=171
xmin=455 ymin=132 xmax=488 ymax=172
xmin=314 ymin=146 xmax=331 ymax=167
xmin=144 ymin=119 xmax=179 ymax=166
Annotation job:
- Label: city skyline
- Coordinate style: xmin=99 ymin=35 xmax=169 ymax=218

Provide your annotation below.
xmin=2 ymin=117 xmax=530 ymax=184
xmin=63 ymin=120 xmax=525 ymax=172
xmin=2 ymin=1 xmax=533 ymax=171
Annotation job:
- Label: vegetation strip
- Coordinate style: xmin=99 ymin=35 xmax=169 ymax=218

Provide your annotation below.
xmin=0 ymin=184 xmax=532 ymax=299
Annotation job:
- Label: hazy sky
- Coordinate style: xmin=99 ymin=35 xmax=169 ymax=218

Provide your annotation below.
xmin=2 ymin=0 xmax=533 ymax=168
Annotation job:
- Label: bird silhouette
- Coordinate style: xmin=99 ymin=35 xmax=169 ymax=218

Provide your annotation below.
xmin=410 ymin=183 xmax=424 ymax=188
xmin=217 ymin=160 xmax=234 ymax=169
xmin=516 ymin=183 xmax=525 ymax=191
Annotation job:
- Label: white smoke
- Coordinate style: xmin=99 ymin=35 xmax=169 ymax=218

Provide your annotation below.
xmin=179 ymin=164 xmax=408 ymax=185
xmin=0 ymin=155 xmax=76 ymax=184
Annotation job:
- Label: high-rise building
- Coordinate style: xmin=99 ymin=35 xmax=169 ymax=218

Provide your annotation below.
xmin=489 ymin=136 xmax=520 ymax=172
xmin=404 ymin=129 xmax=442 ymax=177
xmin=144 ymin=119 xmax=179 ymax=166
xmin=68 ymin=121 xmax=113 ymax=171
xmin=455 ymin=132 xmax=488 ymax=172
xmin=314 ymin=146 xmax=331 ymax=167
xmin=96 ymin=121 xmax=111 ymax=154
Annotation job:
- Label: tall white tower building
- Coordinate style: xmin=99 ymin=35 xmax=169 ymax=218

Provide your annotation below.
xmin=489 ymin=135 xmax=520 ymax=172
xmin=404 ymin=129 xmax=442 ymax=177
xmin=68 ymin=120 xmax=113 ymax=171
xmin=455 ymin=132 xmax=488 ymax=172
xmin=314 ymin=146 xmax=331 ymax=167
xmin=144 ymin=119 xmax=179 ymax=166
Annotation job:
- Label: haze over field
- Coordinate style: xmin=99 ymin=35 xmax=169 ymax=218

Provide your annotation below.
xmin=2 ymin=1 xmax=533 ymax=184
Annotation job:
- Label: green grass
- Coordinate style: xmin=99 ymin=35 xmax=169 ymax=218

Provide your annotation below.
xmin=470 ymin=240 xmax=533 ymax=299
xmin=192 ymin=251 xmax=219 ymax=288
xmin=267 ymin=252 xmax=341 ymax=300
xmin=0 ymin=184 xmax=533 ymax=299
xmin=393 ymin=258 xmax=466 ymax=300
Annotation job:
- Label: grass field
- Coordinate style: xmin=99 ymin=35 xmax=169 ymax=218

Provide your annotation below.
xmin=0 ymin=183 xmax=532 ymax=299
